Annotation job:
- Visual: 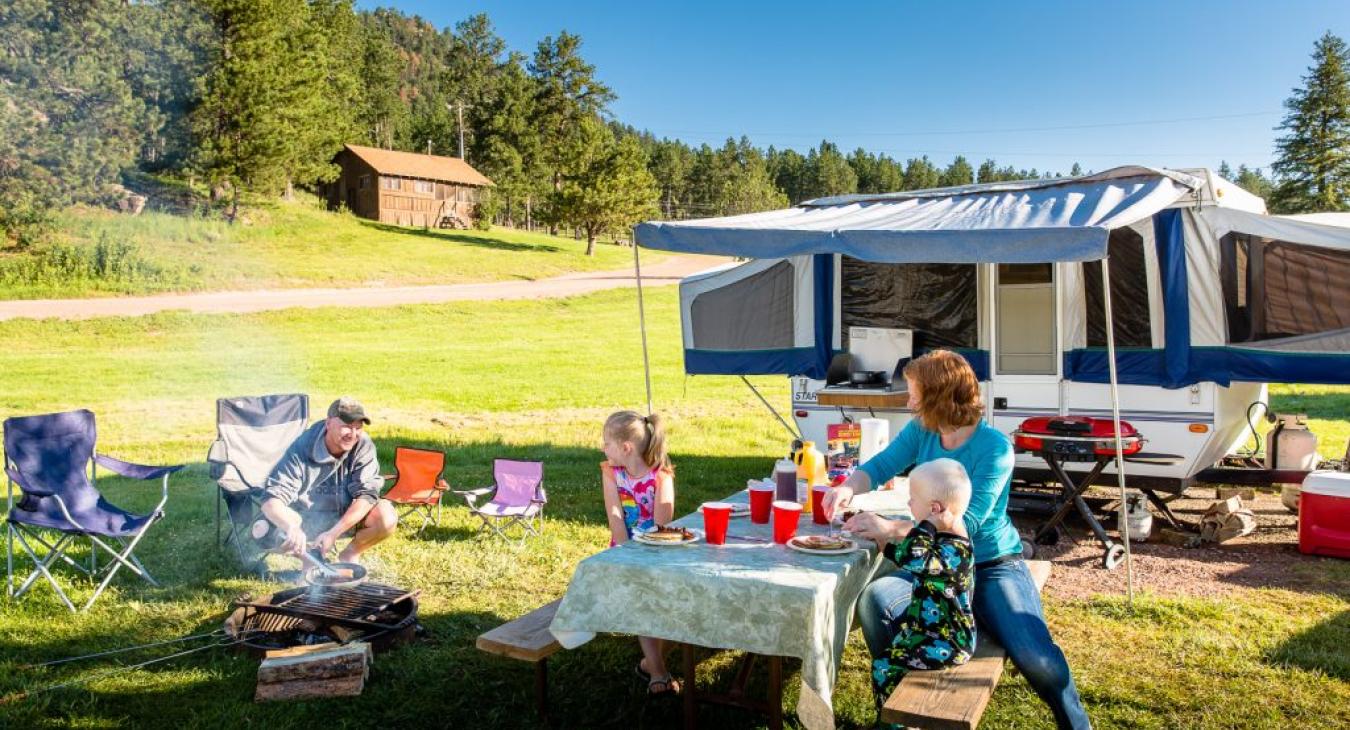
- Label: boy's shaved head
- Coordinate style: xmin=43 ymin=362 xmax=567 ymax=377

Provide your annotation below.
xmin=909 ymin=458 xmax=972 ymax=517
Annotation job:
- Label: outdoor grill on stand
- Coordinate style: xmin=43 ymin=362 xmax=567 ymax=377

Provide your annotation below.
xmin=225 ymin=582 xmax=421 ymax=654
xmin=1012 ymin=416 xmax=1184 ymax=569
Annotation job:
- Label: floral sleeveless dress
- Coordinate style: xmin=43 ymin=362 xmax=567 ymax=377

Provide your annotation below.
xmin=608 ymin=464 xmax=665 ymax=544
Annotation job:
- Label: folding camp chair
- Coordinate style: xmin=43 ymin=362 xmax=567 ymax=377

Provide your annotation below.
xmin=453 ymin=460 xmax=546 ymax=542
xmin=4 ymin=409 xmax=184 ymax=612
xmin=382 ymin=446 xmax=449 ymax=535
xmin=205 ymin=394 xmax=309 ymax=570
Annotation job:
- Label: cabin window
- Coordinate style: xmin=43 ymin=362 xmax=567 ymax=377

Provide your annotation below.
xmin=1221 ymin=232 xmax=1350 ymax=343
xmin=358 ymin=175 xmax=370 ymax=190
xmin=840 ymin=259 xmax=978 ymax=351
xmin=1082 ymin=227 xmax=1151 ymax=347
xmin=381 ymin=176 xmax=400 ymax=191
xmin=414 ymin=180 xmax=434 ymax=194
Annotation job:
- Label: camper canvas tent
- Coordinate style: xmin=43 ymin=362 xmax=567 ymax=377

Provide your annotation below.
xmin=638 ymin=167 xmax=1350 ymax=483
xmin=632 ymin=165 xmax=1350 ymax=595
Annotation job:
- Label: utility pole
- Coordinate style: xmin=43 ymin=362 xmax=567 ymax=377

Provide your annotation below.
xmin=448 ymin=101 xmax=468 ymax=160
xmin=426 ymin=139 xmax=432 ymax=156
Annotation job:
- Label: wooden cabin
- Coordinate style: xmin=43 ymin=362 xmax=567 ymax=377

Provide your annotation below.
xmin=324 ymin=144 xmax=494 ymax=228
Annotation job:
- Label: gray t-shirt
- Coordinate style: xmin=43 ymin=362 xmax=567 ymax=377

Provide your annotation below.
xmin=263 ymin=420 xmax=383 ymax=513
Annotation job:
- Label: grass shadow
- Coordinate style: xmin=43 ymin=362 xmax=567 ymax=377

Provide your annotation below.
xmin=355 ymin=220 xmax=563 ymax=253
xmin=1265 ymin=609 xmax=1350 ymax=681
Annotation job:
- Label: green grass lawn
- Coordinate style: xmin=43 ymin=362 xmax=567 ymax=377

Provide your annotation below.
xmin=0 ymin=194 xmax=661 ymax=299
xmin=0 ymin=288 xmax=1346 ymax=728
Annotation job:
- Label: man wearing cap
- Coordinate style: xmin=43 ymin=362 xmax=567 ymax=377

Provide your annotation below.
xmin=259 ymin=397 xmax=398 ymax=564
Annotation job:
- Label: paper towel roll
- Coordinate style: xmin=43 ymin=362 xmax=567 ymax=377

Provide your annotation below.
xmin=859 ymin=418 xmax=889 ymax=464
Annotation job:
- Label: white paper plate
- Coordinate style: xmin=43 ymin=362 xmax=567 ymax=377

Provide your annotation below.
xmin=786 ymin=535 xmax=859 ymax=555
xmin=633 ymin=530 xmax=701 ymax=547
xmin=697 ymin=503 xmax=752 ymax=519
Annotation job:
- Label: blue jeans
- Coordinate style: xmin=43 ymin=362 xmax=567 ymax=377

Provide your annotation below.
xmin=857 ymin=559 xmax=1091 ymax=730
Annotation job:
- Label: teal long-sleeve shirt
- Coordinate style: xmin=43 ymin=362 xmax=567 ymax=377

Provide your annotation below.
xmin=858 ymin=419 xmax=1022 ymax=564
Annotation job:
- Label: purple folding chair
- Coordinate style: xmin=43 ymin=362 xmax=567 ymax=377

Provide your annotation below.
xmin=4 ymin=409 xmax=184 ymax=612
xmin=452 ymin=459 xmax=546 ymax=542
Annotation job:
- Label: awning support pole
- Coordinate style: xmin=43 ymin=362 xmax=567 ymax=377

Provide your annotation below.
xmin=741 ymin=376 xmax=800 ymax=441
xmin=1102 ymin=256 xmax=1135 ymax=604
xmin=634 ymin=240 xmax=654 ymax=416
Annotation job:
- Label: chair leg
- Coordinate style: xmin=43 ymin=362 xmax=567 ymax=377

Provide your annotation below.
xmin=83 ymin=525 xmax=160 ymax=611
xmin=12 ymin=528 xmax=76 ymax=612
xmin=5 ymin=522 xmax=12 ymax=598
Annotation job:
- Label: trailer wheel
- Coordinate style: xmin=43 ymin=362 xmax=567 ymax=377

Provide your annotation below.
xmin=1103 ymin=543 xmax=1127 ymax=570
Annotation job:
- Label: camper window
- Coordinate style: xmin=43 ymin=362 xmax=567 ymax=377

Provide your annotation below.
xmin=996 ymin=263 xmax=1056 ymax=374
xmin=1221 ymin=233 xmax=1350 ymax=342
xmin=690 ymin=260 xmax=795 ymax=349
xmin=839 ymin=259 xmax=977 ymax=351
xmin=1083 ymin=227 xmax=1151 ymax=347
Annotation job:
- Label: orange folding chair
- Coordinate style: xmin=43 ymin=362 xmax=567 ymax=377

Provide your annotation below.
xmin=381 ymin=446 xmax=449 ymax=535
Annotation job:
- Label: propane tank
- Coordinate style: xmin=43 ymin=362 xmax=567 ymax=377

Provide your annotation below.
xmin=1267 ymin=415 xmax=1319 ymax=514
xmin=1265 ymin=414 xmax=1320 ymax=471
xmin=1123 ymin=493 xmax=1153 ymax=542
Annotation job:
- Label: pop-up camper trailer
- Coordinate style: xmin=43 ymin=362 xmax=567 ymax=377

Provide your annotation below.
xmin=636 ymin=166 xmax=1350 ymax=491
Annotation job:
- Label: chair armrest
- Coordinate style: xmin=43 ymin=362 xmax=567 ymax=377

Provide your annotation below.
xmin=452 ymin=486 xmax=494 ymax=497
xmin=94 ymin=453 xmax=185 ymax=481
xmin=206 ymin=439 xmax=228 ymax=464
xmin=5 ymin=466 xmax=54 ymax=497
xmin=433 ymin=478 xmax=450 ymax=492
xmin=534 ymin=485 xmax=548 ymax=504
xmin=207 ymin=439 xmax=229 ymax=479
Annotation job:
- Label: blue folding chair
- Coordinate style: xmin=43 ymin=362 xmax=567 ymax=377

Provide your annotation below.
xmin=4 ymin=409 xmax=184 ymax=612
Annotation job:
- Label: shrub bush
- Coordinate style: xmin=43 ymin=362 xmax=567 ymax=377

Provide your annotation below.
xmin=0 ymin=233 xmax=191 ymax=292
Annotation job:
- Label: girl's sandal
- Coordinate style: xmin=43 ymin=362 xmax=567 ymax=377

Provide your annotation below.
xmin=647 ymin=675 xmax=681 ymax=696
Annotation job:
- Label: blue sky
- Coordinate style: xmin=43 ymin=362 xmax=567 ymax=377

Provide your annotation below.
xmin=359 ymin=1 xmax=1350 ymax=176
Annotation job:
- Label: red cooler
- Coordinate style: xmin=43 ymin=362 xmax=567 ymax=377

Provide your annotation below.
xmin=1298 ymin=471 xmax=1350 ymax=559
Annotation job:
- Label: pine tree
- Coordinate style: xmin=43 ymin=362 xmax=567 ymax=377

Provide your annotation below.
xmin=530 ymin=31 xmax=614 ymax=232
xmin=551 ymin=117 xmax=657 ymax=254
xmin=1236 ymin=165 xmax=1275 ymax=201
xmin=1272 ymin=31 xmax=1350 ymax=212
xmin=939 ymin=156 xmax=974 ymax=187
xmin=192 ymin=0 xmax=302 ymax=216
xmin=804 ymin=141 xmax=857 ymax=199
xmin=1217 ymin=160 xmax=1234 ymax=181
xmin=903 ymin=156 xmax=941 ymax=190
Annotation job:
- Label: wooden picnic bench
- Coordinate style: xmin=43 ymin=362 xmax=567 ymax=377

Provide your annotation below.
xmin=476 ymin=598 xmax=562 ymax=721
xmin=880 ymin=560 xmax=1053 ymax=730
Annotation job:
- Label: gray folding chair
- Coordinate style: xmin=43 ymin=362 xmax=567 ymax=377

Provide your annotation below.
xmin=206 ymin=394 xmax=309 ymax=570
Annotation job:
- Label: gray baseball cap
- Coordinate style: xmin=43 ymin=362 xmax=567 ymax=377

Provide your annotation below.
xmin=327 ymin=396 xmax=371 ymax=425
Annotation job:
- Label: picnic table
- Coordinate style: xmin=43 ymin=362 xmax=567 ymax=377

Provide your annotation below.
xmin=550 ymin=488 xmax=907 ymax=730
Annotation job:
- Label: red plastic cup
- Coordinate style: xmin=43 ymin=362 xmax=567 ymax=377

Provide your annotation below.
xmin=749 ymin=483 xmax=775 ymax=524
xmin=772 ymin=500 xmax=803 ymax=544
xmin=811 ymin=485 xmax=830 ymax=524
xmin=702 ymin=502 xmax=733 ymax=545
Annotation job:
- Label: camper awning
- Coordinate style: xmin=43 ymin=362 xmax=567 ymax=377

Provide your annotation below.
xmin=636 ymin=166 xmax=1201 ymax=263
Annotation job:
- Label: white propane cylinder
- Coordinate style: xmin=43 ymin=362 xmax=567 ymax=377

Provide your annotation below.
xmin=1265 ymin=415 xmax=1320 ymax=471
xmin=1124 ymin=493 xmax=1153 ymax=542
xmin=1266 ymin=415 xmax=1319 ymax=514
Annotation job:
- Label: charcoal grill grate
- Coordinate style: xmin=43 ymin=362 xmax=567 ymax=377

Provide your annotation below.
xmin=235 ymin=582 xmax=419 ymax=631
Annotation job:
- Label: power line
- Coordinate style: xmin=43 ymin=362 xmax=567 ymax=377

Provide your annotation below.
xmin=643 ymin=110 xmax=1282 ymax=140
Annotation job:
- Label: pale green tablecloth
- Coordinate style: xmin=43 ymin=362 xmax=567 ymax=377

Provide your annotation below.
xmin=550 ymin=490 xmax=899 ymax=730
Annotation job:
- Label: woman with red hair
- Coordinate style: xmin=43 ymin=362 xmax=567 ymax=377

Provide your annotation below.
xmin=823 ymin=350 xmax=1090 ymax=729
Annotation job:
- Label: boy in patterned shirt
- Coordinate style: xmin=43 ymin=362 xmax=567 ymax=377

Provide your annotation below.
xmin=871 ymin=458 xmax=977 ymax=719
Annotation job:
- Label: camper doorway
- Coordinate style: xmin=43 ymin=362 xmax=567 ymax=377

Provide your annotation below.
xmin=987 ymin=262 xmax=1063 ymax=438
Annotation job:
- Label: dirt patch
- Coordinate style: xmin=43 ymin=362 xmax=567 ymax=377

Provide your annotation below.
xmin=1018 ymin=488 xmax=1350 ymax=600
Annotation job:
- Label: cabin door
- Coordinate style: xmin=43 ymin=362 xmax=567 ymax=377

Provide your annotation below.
xmin=987 ymin=263 xmax=1062 ymax=434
